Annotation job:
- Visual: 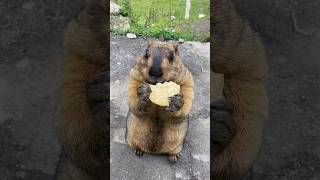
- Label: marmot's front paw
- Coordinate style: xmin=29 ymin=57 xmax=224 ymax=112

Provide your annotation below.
xmin=86 ymin=66 xmax=109 ymax=119
xmin=137 ymin=83 xmax=151 ymax=111
xmin=211 ymin=100 xmax=236 ymax=157
xmin=165 ymin=94 xmax=184 ymax=112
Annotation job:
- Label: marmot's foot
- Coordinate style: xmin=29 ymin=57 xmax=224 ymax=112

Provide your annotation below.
xmin=168 ymin=154 xmax=179 ymax=164
xmin=134 ymin=148 xmax=144 ymax=157
xmin=211 ymin=100 xmax=235 ymax=156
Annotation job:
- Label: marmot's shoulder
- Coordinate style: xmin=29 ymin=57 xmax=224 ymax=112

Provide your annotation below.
xmin=213 ymin=0 xmax=267 ymax=79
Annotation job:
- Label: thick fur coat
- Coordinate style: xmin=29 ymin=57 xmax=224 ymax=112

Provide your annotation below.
xmin=212 ymin=0 xmax=268 ymax=179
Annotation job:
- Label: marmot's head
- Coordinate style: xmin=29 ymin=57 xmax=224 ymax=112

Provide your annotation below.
xmin=134 ymin=41 xmax=186 ymax=84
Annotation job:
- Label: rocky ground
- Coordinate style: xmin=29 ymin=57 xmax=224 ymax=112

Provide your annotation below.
xmin=110 ymin=36 xmax=210 ymax=180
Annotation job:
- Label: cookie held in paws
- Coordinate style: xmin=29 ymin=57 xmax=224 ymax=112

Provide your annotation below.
xmin=149 ymin=81 xmax=180 ymax=106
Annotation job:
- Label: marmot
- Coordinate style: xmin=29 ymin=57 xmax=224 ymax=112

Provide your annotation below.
xmin=126 ymin=41 xmax=194 ymax=163
xmin=55 ymin=0 xmax=108 ymax=179
xmin=211 ymin=0 xmax=268 ymax=179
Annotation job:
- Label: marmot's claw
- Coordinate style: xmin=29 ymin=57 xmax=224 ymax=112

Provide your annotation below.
xmin=168 ymin=154 xmax=179 ymax=164
xmin=134 ymin=148 xmax=144 ymax=157
xmin=138 ymin=83 xmax=151 ymax=110
xmin=137 ymin=83 xmax=151 ymax=95
xmin=165 ymin=93 xmax=184 ymax=112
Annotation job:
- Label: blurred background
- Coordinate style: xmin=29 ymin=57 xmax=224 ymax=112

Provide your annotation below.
xmin=0 ymin=0 xmax=82 ymax=179
xmin=233 ymin=0 xmax=320 ymax=179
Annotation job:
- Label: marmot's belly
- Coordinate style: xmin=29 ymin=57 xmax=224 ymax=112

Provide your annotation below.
xmin=127 ymin=115 xmax=187 ymax=154
xmin=136 ymin=127 xmax=186 ymax=154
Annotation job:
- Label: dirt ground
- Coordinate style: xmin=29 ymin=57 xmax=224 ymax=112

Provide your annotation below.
xmin=0 ymin=0 xmax=319 ymax=180
xmin=0 ymin=1 xmax=82 ymax=179
xmin=233 ymin=0 xmax=320 ymax=179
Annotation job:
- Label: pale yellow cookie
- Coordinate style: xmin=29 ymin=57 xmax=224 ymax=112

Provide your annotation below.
xmin=149 ymin=82 xmax=180 ymax=106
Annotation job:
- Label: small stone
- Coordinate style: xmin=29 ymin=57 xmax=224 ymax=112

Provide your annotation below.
xmin=193 ymin=171 xmax=201 ymax=177
xmin=126 ymin=33 xmax=137 ymax=39
xmin=111 ymin=16 xmax=130 ymax=33
xmin=16 ymin=171 xmax=26 ymax=178
xmin=192 ymin=153 xmax=209 ymax=163
xmin=175 ymin=169 xmax=190 ymax=180
xmin=113 ymin=128 xmax=126 ymax=144
xmin=170 ymin=16 xmax=176 ymax=20
xmin=198 ymin=14 xmax=206 ymax=18
xmin=178 ymin=39 xmax=185 ymax=43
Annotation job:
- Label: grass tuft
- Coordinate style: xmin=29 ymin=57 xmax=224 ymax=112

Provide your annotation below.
xmin=112 ymin=0 xmax=210 ymax=42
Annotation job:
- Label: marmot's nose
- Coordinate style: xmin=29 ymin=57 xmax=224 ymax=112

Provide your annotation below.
xmin=149 ymin=66 xmax=163 ymax=77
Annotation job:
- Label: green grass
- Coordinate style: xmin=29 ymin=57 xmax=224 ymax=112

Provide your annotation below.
xmin=113 ymin=0 xmax=210 ymax=42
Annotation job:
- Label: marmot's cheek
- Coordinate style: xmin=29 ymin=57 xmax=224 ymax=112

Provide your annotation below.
xmin=166 ymin=71 xmax=176 ymax=80
xmin=161 ymin=72 xmax=169 ymax=82
xmin=142 ymin=68 xmax=149 ymax=78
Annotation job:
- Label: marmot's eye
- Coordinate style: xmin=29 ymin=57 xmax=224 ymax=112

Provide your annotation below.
xmin=168 ymin=50 xmax=174 ymax=63
xmin=144 ymin=49 xmax=149 ymax=59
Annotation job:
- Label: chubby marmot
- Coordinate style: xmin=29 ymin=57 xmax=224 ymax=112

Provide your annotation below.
xmin=56 ymin=0 xmax=108 ymax=179
xmin=211 ymin=0 xmax=268 ymax=179
xmin=126 ymin=41 xmax=194 ymax=163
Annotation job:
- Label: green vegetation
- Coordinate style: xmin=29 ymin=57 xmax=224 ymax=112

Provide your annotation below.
xmin=113 ymin=0 xmax=210 ymax=42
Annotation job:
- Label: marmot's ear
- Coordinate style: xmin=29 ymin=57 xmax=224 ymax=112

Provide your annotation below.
xmin=147 ymin=41 xmax=153 ymax=48
xmin=173 ymin=43 xmax=179 ymax=55
xmin=144 ymin=48 xmax=149 ymax=59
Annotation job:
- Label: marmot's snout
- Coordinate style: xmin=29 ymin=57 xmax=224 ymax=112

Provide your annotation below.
xmin=148 ymin=57 xmax=164 ymax=84
xmin=149 ymin=67 xmax=163 ymax=84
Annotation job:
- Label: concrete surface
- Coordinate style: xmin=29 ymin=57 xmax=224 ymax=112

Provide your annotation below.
xmin=233 ymin=0 xmax=320 ymax=179
xmin=0 ymin=1 xmax=81 ymax=179
xmin=110 ymin=36 xmax=210 ymax=180
xmin=0 ymin=31 xmax=63 ymax=180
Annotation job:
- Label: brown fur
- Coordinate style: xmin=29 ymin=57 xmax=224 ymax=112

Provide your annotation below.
xmin=212 ymin=0 xmax=268 ymax=179
xmin=126 ymin=42 xmax=194 ymax=159
xmin=55 ymin=0 xmax=107 ymax=179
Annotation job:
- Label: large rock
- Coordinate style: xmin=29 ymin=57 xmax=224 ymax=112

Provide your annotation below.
xmin=110 ymin=16 xmax=130 ymax=33
xmin=110 ymin=1 xmax=120 ymax=15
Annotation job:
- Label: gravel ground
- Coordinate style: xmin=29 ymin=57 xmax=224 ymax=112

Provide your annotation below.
xmin=0 ymin=1 xmax=82 ymax=179
xmin=110 ymin=35 xmax=210 ymax=180
xmin=233 ymin=0 xmax=320 ymax=179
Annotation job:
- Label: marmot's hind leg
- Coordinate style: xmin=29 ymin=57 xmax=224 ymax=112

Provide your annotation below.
xmin=168 ymin=144 xmax=183 ymax=164
xmin=134 ymin=148 xmax=144 ymax=157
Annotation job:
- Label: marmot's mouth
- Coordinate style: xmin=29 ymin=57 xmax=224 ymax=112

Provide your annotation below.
xmin=147 ymin=78 xmax=166 ymax=85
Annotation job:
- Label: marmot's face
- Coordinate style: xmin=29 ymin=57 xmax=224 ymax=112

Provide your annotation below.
xmin=137 ymin=41 xmax=184 ymax=84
